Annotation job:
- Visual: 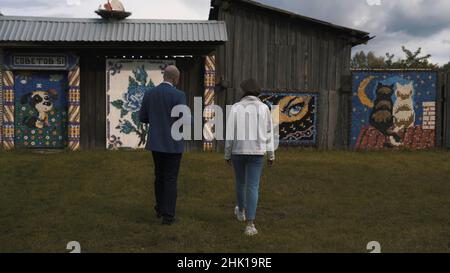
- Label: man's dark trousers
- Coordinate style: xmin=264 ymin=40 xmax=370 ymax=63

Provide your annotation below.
xmin=152 ymin=151 xmax=182 ymax=222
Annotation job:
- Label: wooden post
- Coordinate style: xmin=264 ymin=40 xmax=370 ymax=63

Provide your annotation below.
xmin=68 ymin=65 xmax=81 ymax=151
xmin=327 ymin=89 xmax=339 ymax=149
xmin=318 ymin=88 xmax=329 ymax=149
xmin=436 ymin=71 xmax=443 ymax=147
xmin=0 ymin=48 xmax=3 ymax=150
xmin=446 ymin=72 xmax=450 ymax=148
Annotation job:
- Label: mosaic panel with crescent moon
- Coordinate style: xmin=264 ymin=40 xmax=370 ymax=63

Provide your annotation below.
xmin=351 ymin=71 xmax=437 ymax=150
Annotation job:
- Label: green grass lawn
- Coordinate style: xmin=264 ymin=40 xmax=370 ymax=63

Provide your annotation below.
xmin=1 ymin=150 xmax=450 ymax=253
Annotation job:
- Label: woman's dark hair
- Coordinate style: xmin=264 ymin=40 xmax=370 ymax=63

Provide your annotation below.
xmin=240 ymin=79 xmax=261 ymax=98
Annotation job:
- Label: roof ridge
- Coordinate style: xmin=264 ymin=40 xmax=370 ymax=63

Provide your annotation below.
xmin=0 ymin=15 xmax=222 ymax=24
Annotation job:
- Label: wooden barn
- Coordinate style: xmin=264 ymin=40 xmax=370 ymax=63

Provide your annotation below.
xmin=209 ymin=0 xmax=371 ymax=149
xmin=0 ymin=14 xmax=227 ymax=151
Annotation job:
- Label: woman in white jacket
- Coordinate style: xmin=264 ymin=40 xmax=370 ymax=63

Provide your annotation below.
xmin=225 ymin=79 xmax=276 ymax=236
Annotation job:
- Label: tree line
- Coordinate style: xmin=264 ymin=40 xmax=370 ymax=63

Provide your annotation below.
xmin=351 ymin=46 xmax=450 ymax=70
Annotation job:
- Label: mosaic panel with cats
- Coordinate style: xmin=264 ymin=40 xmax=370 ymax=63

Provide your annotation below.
xmin=351 ymin=71 xmax=437 ymax=150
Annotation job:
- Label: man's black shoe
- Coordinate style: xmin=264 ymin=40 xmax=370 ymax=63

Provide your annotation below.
xmin=154 ymin=206 xmax=162 ymax=219
xmin=162 ymin=218 xmax=176 ymax=226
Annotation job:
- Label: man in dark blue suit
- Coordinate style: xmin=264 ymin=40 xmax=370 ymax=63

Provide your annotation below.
xmin=139 ymin=65 xmax=186 ymax=225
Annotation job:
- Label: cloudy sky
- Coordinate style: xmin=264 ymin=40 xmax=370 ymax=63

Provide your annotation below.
xmin=1 ymin=0 xmax=449 ymax=65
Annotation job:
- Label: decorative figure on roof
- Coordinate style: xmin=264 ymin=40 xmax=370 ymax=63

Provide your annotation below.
xmin=96 ymin=0 xmax=131 ymax=19
xmin=110 ymin=0 xmax=125 ymax=11
xmin=102 ymin=1 xmax=112 ymax=11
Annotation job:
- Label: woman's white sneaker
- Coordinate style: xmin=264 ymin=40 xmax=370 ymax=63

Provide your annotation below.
xmin=244 ymin=224 xmax=258 ymax=236
xmin=234 ymin=206 xmax=246 ymax=222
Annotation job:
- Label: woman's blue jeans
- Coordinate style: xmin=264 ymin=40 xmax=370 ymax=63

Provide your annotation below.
xmin=231 ymin=155 xmax=265 ymax=221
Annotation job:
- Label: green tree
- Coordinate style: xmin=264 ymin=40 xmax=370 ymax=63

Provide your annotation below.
xmin=351 ymin=46 xmax=439 ymax=69
xmin=389 ymin=46 xmax=438 ymax=69
xmin=351 ymin=51 xmax=385 ymax=69
xmin=442 ymin=61 xmax=450 ymax=71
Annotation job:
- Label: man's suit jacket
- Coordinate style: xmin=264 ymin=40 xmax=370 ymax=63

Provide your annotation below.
xmin=139 ymin=82 xmax=187 ymax=154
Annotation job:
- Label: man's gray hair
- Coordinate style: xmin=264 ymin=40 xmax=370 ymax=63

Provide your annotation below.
xmin=163 ymin=65 xmax=180 ymax=81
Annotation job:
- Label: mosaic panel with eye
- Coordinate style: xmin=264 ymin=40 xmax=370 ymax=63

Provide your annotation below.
xmin=279 ymin=96 xmax=311 ymax=123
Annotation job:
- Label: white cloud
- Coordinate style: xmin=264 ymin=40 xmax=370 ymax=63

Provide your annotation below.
xmin=66 ymin=0 xmax=81 ymax=6
xmin=356 ymin=28 xmax=450 ymax=65
xmin=0 ymin=0 xmax=211 ymax=19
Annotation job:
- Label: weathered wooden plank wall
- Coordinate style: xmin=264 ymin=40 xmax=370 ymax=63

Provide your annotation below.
xmin=177 ymin=56 xmax=205 ymax=152
xmin=79 ymin=55 xmax=106 ymax=149
xmin=214 ymin=3 xmax=354 ymax=149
